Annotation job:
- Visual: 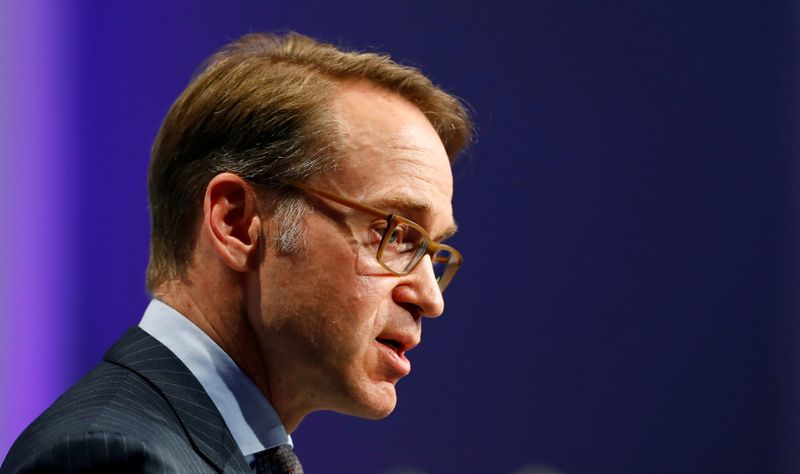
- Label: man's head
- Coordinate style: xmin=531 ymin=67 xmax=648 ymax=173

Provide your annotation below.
xmin=146 ymin=33 xmax=472 ymax=429
xmin=147 ymin=32 xmax=471 ymax=290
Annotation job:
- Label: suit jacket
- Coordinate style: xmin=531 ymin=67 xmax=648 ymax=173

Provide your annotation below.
xmin=0 ymin=327 xmax=253 ymax=473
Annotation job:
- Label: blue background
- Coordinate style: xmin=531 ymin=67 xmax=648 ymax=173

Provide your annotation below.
xmin=1 ymin=1 xmax=797 ymax=473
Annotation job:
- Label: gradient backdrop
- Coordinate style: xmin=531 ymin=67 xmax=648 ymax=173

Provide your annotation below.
xmin=1 ymin=1 xmax=798 ymax=473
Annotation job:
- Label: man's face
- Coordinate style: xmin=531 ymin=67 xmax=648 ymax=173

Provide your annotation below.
xmin=252 ymin=82 xmax=455 ymax=420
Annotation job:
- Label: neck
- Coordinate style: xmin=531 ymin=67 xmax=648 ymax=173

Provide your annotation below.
xmin=153 ymin=271 xmax=311 ymax=434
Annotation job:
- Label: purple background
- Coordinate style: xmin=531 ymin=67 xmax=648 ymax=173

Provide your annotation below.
xmin=1 ymin=1 xmax=798 ymax=473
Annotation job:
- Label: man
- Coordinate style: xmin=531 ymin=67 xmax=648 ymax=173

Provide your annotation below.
xmin=1 ymin=32 xmax=471 ymax=473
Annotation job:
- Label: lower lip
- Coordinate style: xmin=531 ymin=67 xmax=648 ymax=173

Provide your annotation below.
xmin=376 ymin=341 xmax=411 ymax=377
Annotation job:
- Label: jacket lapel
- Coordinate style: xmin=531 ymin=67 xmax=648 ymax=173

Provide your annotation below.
xmin=104 ymin=326 xmax=252 ymax=473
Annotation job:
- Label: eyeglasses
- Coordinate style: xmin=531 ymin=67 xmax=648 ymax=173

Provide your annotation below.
xmin=290 ymin=182 xmax=463 ymax=292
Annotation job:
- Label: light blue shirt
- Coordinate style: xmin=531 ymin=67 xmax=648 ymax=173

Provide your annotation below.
xmin=138 ymin=299 xmax=292 ymax=464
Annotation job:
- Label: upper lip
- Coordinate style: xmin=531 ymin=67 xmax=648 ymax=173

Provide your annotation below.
xmin=376 ymin=331 xmax=419 ymax=355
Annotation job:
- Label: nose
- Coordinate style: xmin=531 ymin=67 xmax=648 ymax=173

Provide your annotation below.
xmin=392 ymin=254 xmax=445 ymax=318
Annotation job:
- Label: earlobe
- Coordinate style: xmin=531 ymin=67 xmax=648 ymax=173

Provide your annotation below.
xmin=204 ymin=173 xmax=262 ymax=272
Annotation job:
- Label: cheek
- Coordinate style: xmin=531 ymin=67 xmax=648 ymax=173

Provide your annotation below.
xmin=318 ymin=275 xmax=388 ymax=352
xmin=308 ymin=285 xmax=396 ymax=392
xmin=257 ymin=221 xmax=396 ymax=362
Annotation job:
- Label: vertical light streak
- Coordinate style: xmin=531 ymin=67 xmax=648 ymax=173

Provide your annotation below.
xmin=0 ymin=0 xmax=9 ymax=419
xmin=0 ymin=0 xmax=75 ymax=459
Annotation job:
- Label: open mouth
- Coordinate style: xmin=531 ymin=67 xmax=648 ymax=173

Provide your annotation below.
xmin=376 ymin=338 xmax=404 ymax=353
xmin=375 ymin=337 xmax=412 ymax=376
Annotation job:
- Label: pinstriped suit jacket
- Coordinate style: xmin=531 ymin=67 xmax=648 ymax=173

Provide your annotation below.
xmin=0 ymin=327 xmax=253 ymax=473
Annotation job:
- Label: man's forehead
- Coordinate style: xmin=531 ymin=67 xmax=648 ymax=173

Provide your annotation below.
xmin=327 ymin=81 xmax=456 ymax=240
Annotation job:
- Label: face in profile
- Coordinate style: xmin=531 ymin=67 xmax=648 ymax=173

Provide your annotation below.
xmin=251 ymin=82 xmax=456 ymax=421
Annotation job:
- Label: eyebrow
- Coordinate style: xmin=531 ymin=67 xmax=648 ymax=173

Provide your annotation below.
xmin=371 ymin=195 xmax=431 ymax=213
xmin=369 ymin=195 xmax=459 ymax=241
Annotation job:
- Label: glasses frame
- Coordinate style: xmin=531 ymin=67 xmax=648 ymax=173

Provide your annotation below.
xmin=290 ymin=181 xmax=463 ymax=292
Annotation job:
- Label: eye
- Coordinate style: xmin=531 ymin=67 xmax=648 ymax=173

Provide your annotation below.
xmin=387 ymin=227 xmax=404 ymax=244
xmin=384 ymin=224 xmax=419 ymax=255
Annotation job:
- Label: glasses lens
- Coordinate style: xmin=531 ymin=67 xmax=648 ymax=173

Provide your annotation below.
xmin=379 ymin=221 xmax=427 ymax=274
xmin=432 ymin=248 xmax=459 ymax=291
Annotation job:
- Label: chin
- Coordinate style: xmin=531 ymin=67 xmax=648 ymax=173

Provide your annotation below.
xmin=341 ymin=381 xmax=398 ymax=420
xmin=359 ymin=403 xmax=396 ymax=420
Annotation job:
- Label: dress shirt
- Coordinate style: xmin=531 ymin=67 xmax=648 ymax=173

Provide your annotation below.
xmin=139 ymin=299 xmax=292 ymax=465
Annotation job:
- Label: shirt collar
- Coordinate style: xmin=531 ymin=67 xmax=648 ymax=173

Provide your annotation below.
xmin=138 ymin=299 xmax=291 ymax=456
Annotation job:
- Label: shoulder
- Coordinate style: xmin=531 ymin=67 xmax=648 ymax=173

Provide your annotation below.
xmin=1 ymin=362 xmax=211 ymax=473
xmin=1 ymin=430 xmax=186 ymax=473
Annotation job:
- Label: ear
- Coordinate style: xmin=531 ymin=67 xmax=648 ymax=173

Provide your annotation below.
xmin=202 ymin=173 xmax=262 ymax=272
